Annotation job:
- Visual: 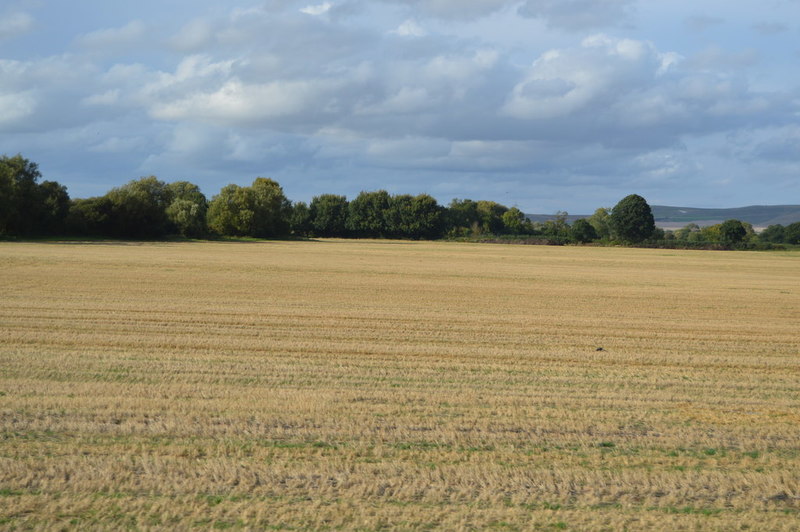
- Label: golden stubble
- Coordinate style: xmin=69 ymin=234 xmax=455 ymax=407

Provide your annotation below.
xmin=1 ymin=240 xmax=799 ymax=530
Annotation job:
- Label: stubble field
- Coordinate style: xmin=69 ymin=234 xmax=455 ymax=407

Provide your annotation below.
xmin=1 ymin=240 xmax=799 ymax=530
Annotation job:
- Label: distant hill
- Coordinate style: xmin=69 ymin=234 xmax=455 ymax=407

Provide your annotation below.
xmin=525 ymin=205 xmax=800 ymax=230
xmin=650 ymin=205 xmax=800 ymax=229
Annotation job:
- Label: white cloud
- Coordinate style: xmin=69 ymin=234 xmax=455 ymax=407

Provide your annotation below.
xmin=301 ymin=2 xmax=333 ymax=16
xmin=0 ymin=11 xmax=33 ymax=40
xmin=170 ymin=18 xmax=216 ymax=51
xmin=150 ymin=78 xmax=341 ymax=124
xmin=76 ymin=20 xmax=147 ymax=50
xmin=391 ymin=19 xmax=425 ymax=37
xmin=82 ymin=89 xmax=121 ymax=106
xmin=0 ymin=91 xmax=37 ymax=127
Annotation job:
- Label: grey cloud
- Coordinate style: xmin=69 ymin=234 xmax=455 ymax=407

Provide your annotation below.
xmin=752 ymin=22 xmax=789 ymax=35
xmin=75 ymin=20 xmax=148 ymax=51
xmin=517 ymin=0 xmax=635 ymax=31
xmin=0 ymin=10 xmax=33 ymax=40
xmin=684 ymin=15 xmax=724 ymax=32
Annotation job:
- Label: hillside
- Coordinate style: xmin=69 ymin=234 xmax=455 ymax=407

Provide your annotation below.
xmin=526 ymin=205 xmax=800 ymax=229
xmin=650 ymin=205 xmax=800 ymax=227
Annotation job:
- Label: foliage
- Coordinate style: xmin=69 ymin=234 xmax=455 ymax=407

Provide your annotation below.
xmin=610 ymin=194 xmax=655 ymax=243
xmin=385 ymin=193 xmax=445 ymax=239
xmin=446 ymin=199 xmax=481 ymax=236
xmin=309 ymin=194 xmax=349 ymax=237
xmin=719 ymin=219 xmax=747 ymax=245
xmin=785 ymin=222 xmax=800 ymax=245
xmin=207 ymin=178 xmax=291 ymax=238
xmin=570 ymin=218 xmax=598 ymax=243
xmin=0 ymin=154 xmax=71 ymax=236
xmin=166 ymin=181 xmax=208 ymax=237
xmin=105 ymin=176 xmax=173 ymax=238
xmin=65 ymin=197 xmax=113 ymax=236
xmin=290 ymin=201 xmax=313 ymax=237
xmin=588 ymin=208 xmax=612 ymax=241
xmin=759 ymin=224 xmax=785 ymax=243
xmin=347 ymin=190 xmax=391 ymax=238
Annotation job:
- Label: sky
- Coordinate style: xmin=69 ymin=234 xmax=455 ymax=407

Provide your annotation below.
xmin=1 ymin=0 xmax=799 ymax=213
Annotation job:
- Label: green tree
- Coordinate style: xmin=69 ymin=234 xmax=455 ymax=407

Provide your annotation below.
xmin=0 ymin=154 xmax=49 ymax=235
xmin=588 ymin=207 xmax=612 ymax=240
xmin=759 ymin=224 xmax=785 ymax=244
xmin=37 ymin=180 xmax=71 ymax=235
xmin=65 ymin=197 xmax=113 ymax=236
xmin=409 ymin=194 xmax=445 ymax=239
xmin=445 ymin=199 xmax=480 ymax=236
xmin=610 ymin=194 xmax=655 ymax=243
xmin=207 ymin=178 xmax=291 ymax=238
xmin=719 ymin=219 xmax=747 ymax=245
xmin=784 ymin=222 xmax=800 ymax=245
xmin=541 ymin=211 xmax=570 ymax=241
xmin=249 ymin=177 xmax=291 ymax=237
xmin=105 ymin=176 xmax=172 ymax=238
xmin=476 ymin=201 xmax=508 ymax=234
xmin=290 ymin=201 xmax=312 ymax=237
xmin=674 ymin=223 xmax=700 ymax=241
xmin=207 ymin=184 xmax=248 ymax=236
xmin=501 ymin=207 xmax=526 ymax=235
xmin=166 ymin=181 xmax=208 ymax=237
xmin=309 ymin=194 xmax=349 ymax=237
xmin=385 ymin=193 xmax=444 ymax=239
xmin=570 ymin=218 xmax=598 ymax=243
xmin=347 ymin=190 xmax=391 ymax=238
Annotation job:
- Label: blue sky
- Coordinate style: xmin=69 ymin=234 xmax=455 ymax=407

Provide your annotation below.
xmin=1 ymin=0 xmax=798 ymax=213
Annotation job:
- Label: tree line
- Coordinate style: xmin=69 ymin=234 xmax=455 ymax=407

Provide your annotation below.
xmin=2 ymin=154 xmax=798 ymax=248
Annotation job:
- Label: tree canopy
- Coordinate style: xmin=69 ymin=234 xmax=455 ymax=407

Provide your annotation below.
xmin=610 ymin=194 xmax=655 ymax=243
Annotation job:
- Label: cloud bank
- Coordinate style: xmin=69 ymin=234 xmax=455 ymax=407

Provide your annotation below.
xmin=0 ymin=0 xmax=798 ymax=211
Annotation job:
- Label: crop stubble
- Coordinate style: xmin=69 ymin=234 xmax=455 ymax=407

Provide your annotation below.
xmin=0 ymin=240 xmax=799 ymax=530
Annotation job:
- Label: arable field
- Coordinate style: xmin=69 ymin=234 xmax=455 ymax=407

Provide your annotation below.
xmin=1 ymin=240 xmax=799 ymax=530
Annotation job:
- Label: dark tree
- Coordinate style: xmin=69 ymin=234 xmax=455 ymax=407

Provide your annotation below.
xmin=347 ymin=190 xmax=391 ymax=238
xmin=37 ymin=180 xmax=71 ymax=235
xmin=759 ymin=224 xmax=785 ymax=244
xmin=289 ymin=201 xmax=312 ymax=237
xmin=570 ymin=218 xmax=598 ymax=243
xmin=476 ymin=200 xmax=508 ymax=234
xmin=105 ymin=176 xmax=173 ymax=238
xmin=249 ymin=177 xmax=292 ymax=237
xmin=446 ymin=199 xmax=481 ymax=235
xmin=309 ymin=194 xmax=349 ymax=237
xmin=0 ymin=154 xmax=70 ymax=235
xmin=784 ymin=222 xmax=800 ymax=245
xmin=610 ymin=194 xmax=655 ymax=243
xmin=719 ymin=219 xmax=747 ymax=245
xmin=65 ymin=197 xmax=113 ymax=236
xmin=385 ymin=193 xmax=444 ymax=239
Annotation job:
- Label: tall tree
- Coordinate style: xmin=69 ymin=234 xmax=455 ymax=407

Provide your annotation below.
xmin=166 ymin=181 xmax=208 ymax=237
xmin=105 ymin=176 xmax=173 ymax=238
xmin=719 ymin=219 xmax=747 ymax=245
xmin=609 ymin=194 xmax=655 ymax=243
xmin=347 ymin=190 xmax=391 ymax=238
xmin=207 ymin=178 xmax=291 ymax=238
xmin=309 ymin=194 xmax=349 ymax=237
xmin=0 ymin=154 xmax=56 ymax=235
xmin=588 ymin=207 xmax=612 ymax=240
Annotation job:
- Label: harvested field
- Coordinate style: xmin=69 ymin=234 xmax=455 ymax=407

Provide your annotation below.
xmin=1 ymin=240 xmax=799 ymax=530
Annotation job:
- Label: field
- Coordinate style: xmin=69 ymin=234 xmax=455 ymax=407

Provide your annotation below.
xmin=1 ymin=240 xmax=799 ymax=530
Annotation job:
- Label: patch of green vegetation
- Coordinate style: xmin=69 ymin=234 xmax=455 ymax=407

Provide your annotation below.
xmin=391 ymin=441 xmax=450 ymax=451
